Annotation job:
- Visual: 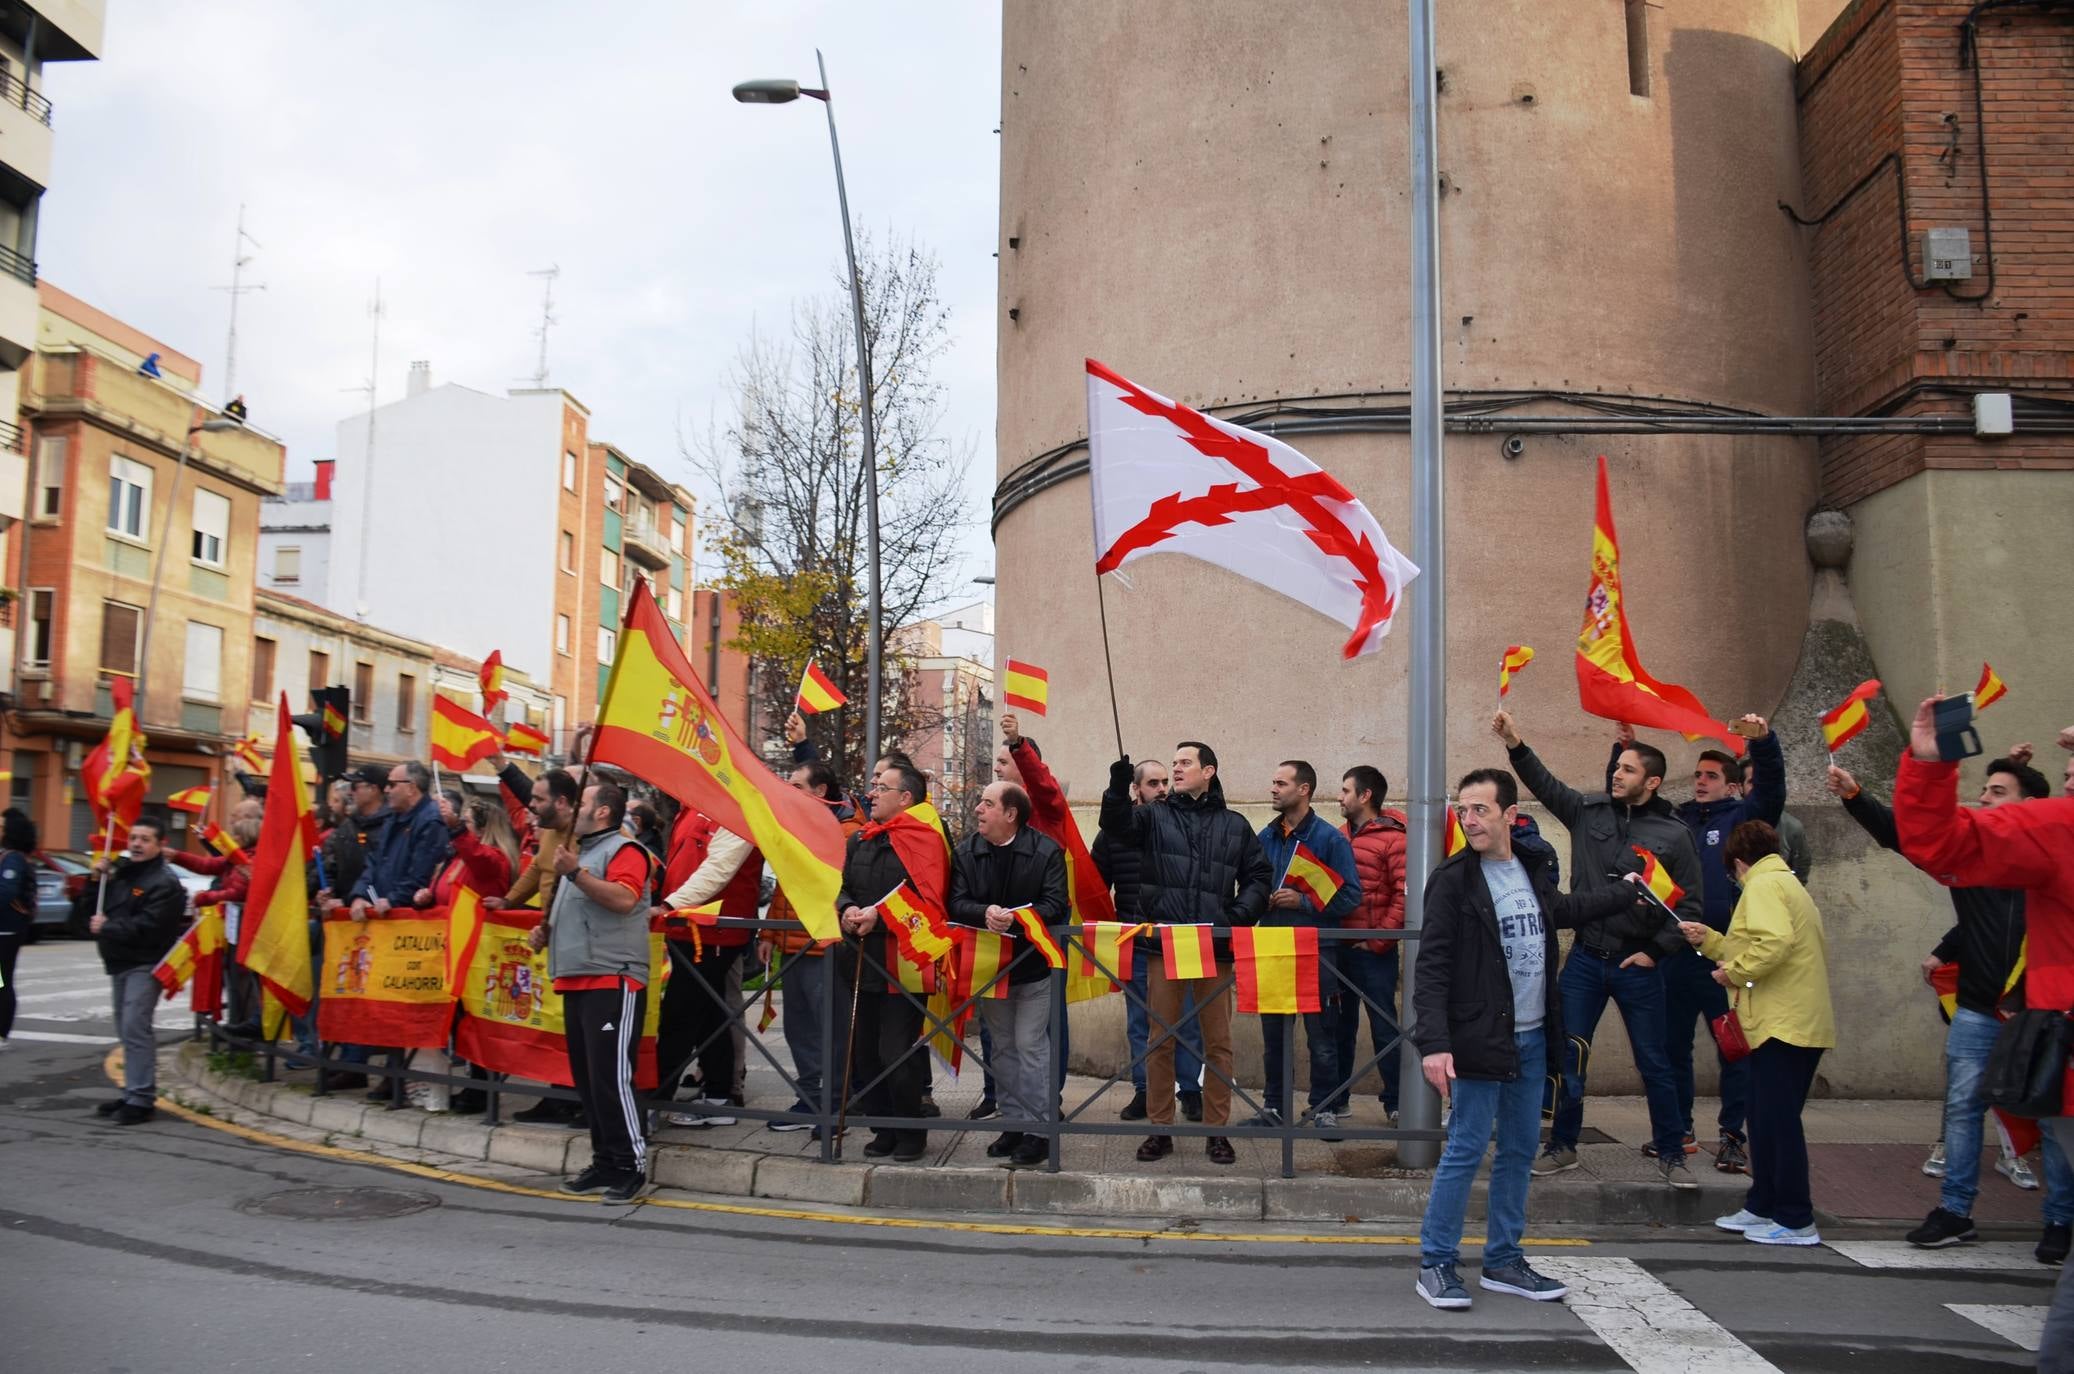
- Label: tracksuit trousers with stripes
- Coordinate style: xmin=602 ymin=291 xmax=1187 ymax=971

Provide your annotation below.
xmin=563 ymin=983 xmax=648 ymax=1176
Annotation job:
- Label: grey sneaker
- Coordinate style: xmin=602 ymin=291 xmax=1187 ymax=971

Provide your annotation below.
xmin=1416 ymin=1263 xmax=1473 ymax=1310
xmin=1997 ymin=1154 xmax=2039 ymax=1190
xmin=1479 ymin=1258 xmax=1570 ymax=1301
xmin=1715 ymin=1208 xmax=1769 ymax=1232
xmin=1922 ymin=1140 xmax=1947 ymax=1178
xmin=1246 ymin=1107 xmax=1283 ymax=1127
xmin=1660 ymin=1156 xmax=1700 ymax=1191
xmin=1532 ymin=1145 xmax=1578 ymax=1177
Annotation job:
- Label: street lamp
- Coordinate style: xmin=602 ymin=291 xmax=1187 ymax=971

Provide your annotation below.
xmin=733 ymin=52 xmax=886 ymax=775
xmin=135 ymin=415 xmax=244 ymax=722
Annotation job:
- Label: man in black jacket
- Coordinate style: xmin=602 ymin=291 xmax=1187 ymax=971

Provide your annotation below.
xmin=84 ymin=819 xmax=189 ymax=1125
xmin=1495 ymin=710 xmax=1704 ymax=1183
xmin=950 ymin=781 xmax=1068 ymax=1169
xmin=1414 ymin=768 xmax=1651 ymax=1310
xmin=1099 ymin=740 xmax=1271 ymax=1166
xmin=1829 ymin=757 xmax=2071 ymax=1264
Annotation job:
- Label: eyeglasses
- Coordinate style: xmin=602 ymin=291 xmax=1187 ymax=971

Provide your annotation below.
xmin=384 ymin=779 xmax=407 ymax=789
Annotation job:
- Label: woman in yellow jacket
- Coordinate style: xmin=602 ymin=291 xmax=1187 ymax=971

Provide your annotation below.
xmin=1678 ymin=819 xmax=1835 ymax=1247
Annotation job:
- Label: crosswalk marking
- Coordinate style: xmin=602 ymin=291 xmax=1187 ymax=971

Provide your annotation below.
xmin=1946 ymin=1303 xmax=2045 ymax=1352
xmin=7 ymin=1030 xmax=118 ymax=1045
xmin=1536 ymin=1257 xmax=1781 ymax=1373
xmin=1826 ymin=1240 xmax=2041 ymax=1271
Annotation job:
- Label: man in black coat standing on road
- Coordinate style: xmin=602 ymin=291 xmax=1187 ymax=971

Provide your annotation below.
xmin=83 ymin=818 xmax=190 ymax=1125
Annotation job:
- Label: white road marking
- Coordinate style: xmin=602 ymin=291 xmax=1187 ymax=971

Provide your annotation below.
xmin=6 ymin=1030 xmax=118 ymax=1045
xmin=1946 ymin=1303 xmax=2045 ymax=1352
xmin=1826 ymin=1240 xmax=2043 ymax=1270
xmin=17 ymin=986 xmax=121 ymax=1006
xmin=1535 ymin=1257 xmax=1781 ymax=1373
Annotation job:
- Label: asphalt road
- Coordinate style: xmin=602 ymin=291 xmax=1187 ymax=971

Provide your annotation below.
xmin=0 ymin=939 xmax=2061 ymax=1372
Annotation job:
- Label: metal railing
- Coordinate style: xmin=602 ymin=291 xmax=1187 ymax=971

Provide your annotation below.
xmin=205 ymin=917 xmax=1435 ymax=1180
xmin=0 ymin=243 xmax=35 ymax=287
xmin=0 ymin=419 xmax=22 ymax=453
xmin=0 ymin=69 xmax=52 ymax=126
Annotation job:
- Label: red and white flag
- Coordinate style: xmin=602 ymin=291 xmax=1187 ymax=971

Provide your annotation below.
xmin=1085 ymin=360 xmax=1418 ymax=659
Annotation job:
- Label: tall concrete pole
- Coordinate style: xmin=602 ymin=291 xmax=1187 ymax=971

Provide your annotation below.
xmin=1396 ymin=0 xmax=1445 ymax=1170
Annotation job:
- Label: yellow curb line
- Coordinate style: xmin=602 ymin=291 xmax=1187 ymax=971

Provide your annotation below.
xmin=121 ymin=1050 xmax=1590 ymax=1248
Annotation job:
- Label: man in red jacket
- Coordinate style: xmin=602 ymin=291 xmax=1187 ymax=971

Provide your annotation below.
xmin=1337 ymin=765 xmax=1407 ymax=1121
xmin=1893 ymin=695 xmax=2074 ymax=1368
xmin=654 ymin=808 xmax=764 ymax=1127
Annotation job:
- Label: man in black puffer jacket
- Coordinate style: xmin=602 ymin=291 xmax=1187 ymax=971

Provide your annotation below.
xmin=1099 ymin=740 xmax=1270 ymax=1166
xmin=81 ymin=818 xmax=190 ymax=1125
xmin=1413 ymin=768 xmax=1651 ymax=1311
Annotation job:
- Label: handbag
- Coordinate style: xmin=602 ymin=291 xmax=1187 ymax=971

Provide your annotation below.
xmin=1983 ymin=1008 xmax=2074 ymax=1118
xmin=1710 ymin=992 xmax=1752 ymax=1064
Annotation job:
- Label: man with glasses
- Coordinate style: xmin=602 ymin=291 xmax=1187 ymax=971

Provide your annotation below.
xmin=1494 ymin=709 xmax=1701 ymax=1189
xmin=345 ymin=760 xmax=452 ymax=1104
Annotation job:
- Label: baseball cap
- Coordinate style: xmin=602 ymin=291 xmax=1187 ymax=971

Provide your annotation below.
xmin=346 ymin=764 xmax=389 ymax=787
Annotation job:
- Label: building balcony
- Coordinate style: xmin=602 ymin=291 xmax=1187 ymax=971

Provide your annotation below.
xmin=0 ymin=75 xmax=52 ymax=190
xmin=0 ymin=265 xmax=33 ymax=370
xmin=622 ymin=515 xmax=671 ymax=569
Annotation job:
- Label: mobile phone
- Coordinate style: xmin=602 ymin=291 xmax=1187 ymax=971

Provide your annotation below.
xmin=1933 ymin=694 xmax=1983 ymax=762
xmin=1727 ymin=718 xmax=1766 ymax=739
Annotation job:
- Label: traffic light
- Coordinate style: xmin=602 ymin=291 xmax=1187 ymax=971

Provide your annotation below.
xmin=291 ymin=685 xmax=351 ymax=783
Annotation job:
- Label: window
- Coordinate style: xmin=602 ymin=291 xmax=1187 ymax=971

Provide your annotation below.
xmin=191 ymin=488 xmax=230 ymax=567
xmin=555 ymin=613 xmax=571 ymax=655
xmin=100 ymin=601 xmax=142 ymax=675
xmin=563 ymin=451 xmax=578 ymax=491
xmin=183 ymin=621 xmax=223 ymax=701
xmin=559 ymin=529 xmax=575 ymax=572
xmin=552 ymin=694 xmax=566 ymax=740
xmin=597 ymin=626 xmax=616 ymax=664
xmin=309 ymin=648 xmax=330 ymax=690
xmin=273 ymin=545 xmax=301 ymax=584
xmin=666 ymin=585 xmax=683 ymax=621
xmin=603 ymin=477 xmax=623 ymax=511
xmin=25 ymin=588 xmax=53 ymax=668
xmin=352 ymin=662 xmax=373 ymax=722
xmin=600 ymin=549 xmax=619 ymax=589
xmin=107 ymin=456 xmax=152 ymax=540
xmin=250 ymin=635 xmax=276 ymax=702
xmin=671 ymin=514 xmax=687 ymax=551
xmin=396 ymin=673 xmax=416 ymax=731
xmin=1624 ymin=0 xmax=1651 ymax=97
xmin=33 ymin=435 xmax=64 ymax=519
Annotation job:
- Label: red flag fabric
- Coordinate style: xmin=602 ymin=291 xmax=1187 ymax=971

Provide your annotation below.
xmin=81 ymin=676 xmax=149 ymax=856
xmin=479 ymin=650 xmax=508 ymax=715
xmin=235 ymin=698 xmax=316 ymax=1017
xmin=431 ymin=694 xmax=503 ymax=771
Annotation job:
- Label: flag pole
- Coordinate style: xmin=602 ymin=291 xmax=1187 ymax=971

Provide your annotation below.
xmin=1093 ymin=572 xmax=1126 ymax=759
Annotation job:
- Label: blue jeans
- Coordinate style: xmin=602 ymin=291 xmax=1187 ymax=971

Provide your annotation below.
xmin=1330 ymin=944 xmax=1402 ymax=1115
xmin=1942 ymin=1007 xmax=2074 ymax=1224
xmin=1420 ymin=1028 xmax=1546 ymax=1271
xmin=1662 ymin=947 xmax=1749 ymax=1139
xmin=1126 ymin=951 xmax=1200 ymax=1095
xmin=1549 ymin=950 xmax=1685 ymax=1158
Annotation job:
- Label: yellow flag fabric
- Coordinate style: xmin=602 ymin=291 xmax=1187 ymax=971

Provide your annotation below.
xmin=236 ymin=697 xmax=315 ymax=1017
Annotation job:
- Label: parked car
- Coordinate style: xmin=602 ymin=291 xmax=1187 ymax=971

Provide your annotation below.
xmin=30 ymin=850 xmax=95 ymax=936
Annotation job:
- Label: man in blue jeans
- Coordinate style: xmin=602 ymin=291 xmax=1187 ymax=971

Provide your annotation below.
xmin=1414 ymin=768 xmax=1650 ymax=1309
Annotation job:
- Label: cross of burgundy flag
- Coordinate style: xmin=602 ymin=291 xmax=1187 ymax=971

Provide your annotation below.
xmin=1085 ymin=360 xmax=1419 ymax=659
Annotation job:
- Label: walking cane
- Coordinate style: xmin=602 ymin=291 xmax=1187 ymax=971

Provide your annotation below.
xmin=832 ymin=933 xmax=865 ymax=1157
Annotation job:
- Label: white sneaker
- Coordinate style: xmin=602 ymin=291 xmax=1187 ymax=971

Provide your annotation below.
xmin=1997 ymin=1154 xmax=2039 ymax=1191
xmin=1744 ymin=1220 xmax=1821 ymax=1246
xmin=1715 ymin=1208 xmax=1770 ymax=1232
xmin=661 ymin=1099 xmax=738 ymax=1128
xmin=1922 ymin=1141 xmax=1947 ymax=1178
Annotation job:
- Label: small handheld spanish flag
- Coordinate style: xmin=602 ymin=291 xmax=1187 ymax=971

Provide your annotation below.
xmin=166 ymin=785 xmax=214 ymax=815
xmin=953 ymin=926 xmax=1014 ymax=1002
xmin=1009 ymin=904 xmax=1067 ymax=969
xmin=196 ymin=821 xmax=251 ymax=866
xmin=1443 ymin=806 xmax=1468 ymax=857
xmin=430 ymin=694 xmax=503 ymax=771
xmin=1497 ymin=644 xmax=1535 ymax=698
xmin=1632 ymin=845 xmax=1686 ymax=911
xmin=1281 ymin=841 xmax=1344 ymax=912
xmin=502 ymin=720 xmax=550 ymax=756
xmin=479 ymin=649 xmax=508 ymax=716
xmin=879 ymin=881 xmax=954 ymax=972
xmin=1974 ymin=661 xmax=2008 ymax=711
xmin=795 ymin=659 xmax=848 ymax=715
xmin=1001 ymin=659 xmax=1050 ymax=716
xmin=229 ymin=735 xmax=265 ymax=774
xmin=1819 ymin=679 xmax=1882 ymax=752
xmin=1160 ymin=924 xmax=1217 ymax=980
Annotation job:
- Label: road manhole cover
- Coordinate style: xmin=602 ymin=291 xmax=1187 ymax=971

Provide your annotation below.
xmin=237 ymin=1187 xmax=441 ymax=1221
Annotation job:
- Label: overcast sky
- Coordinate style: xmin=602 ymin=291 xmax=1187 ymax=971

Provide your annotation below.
xmin=39 ymin=1 xmax=1003 ymax=588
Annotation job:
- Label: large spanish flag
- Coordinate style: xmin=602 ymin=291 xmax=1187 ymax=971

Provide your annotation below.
xmin=591 ymin=581 xmax=845 ymax=942
xmin=1161 ymin=924 xmax=1217 ymax=981
xmin=153 ymin=905 xmax=226 ymax=1016
xmin=1820 ymin=679 xmax=1882 ymax=752
xmin=1233 ymin=925 xmax=1321 ymax=1015
xmin=795 ymin=659 xmax=848 ymax=715
xmin=431 ymin=693 xmax=503 ymax=771
xmin=317 ymin=912 xmax=453 ymax=1048
xmin=235 ymin=698 xmax=316 ymax=1018
xmin=81 ymin=675 xmax=150 ymax=857
xmin=452 ymin=904 xmax=666 ymax=1088
xmin=1575 ymin=456 xmax=1741 ymax=753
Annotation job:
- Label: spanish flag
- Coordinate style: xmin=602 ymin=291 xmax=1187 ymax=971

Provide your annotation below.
xmin=321 ymin=700 xmax=346 ymax=740
xmin=1233 ymin=925 xmax=1321 ymax=1015
xmin=81 ymin=676 xmax=149 ymax=857
xmin=431 ymin=694 xmax=503 ymax=771
xmin=1632 ymin=845 xmax=1686 ymax=911
xmin=1498 ymin=644 xmax=1535 ymax=698
xmin=479 ymin=649 xmax=508 ymax=715
xmin=196 ymin=821 xmax=251 ymax=866
xmin=1444 ymin=806 xmax=1468 ymax=858
xmin=229 ymin=734 xmax=265 ymax=773
xmin=1574 ymin=456 xmax=1742 ymax=753
xmin=1002 ymin=659 xmax=1050 ymax=715
xmin=1974 ymin=661 xmax=2008 ymax=711
xmin=590 ymin=581 xmax=847 ymax=942
xmin=953 ymin=926 xmax=1014 ymax=1001
xmin=166 ymin=785 xmax=213 ymax=815
xmin=503 ymin=720 xmax=551 ymax=757
xmin=235 ymin=698 xmax=316 ymax=1018
xmin=795 ymin=659 xmax=848 ymax=715
xmin=1010 ymin=905 xmax=1067 ymax=969
xmin=153 ymin=905 xmax=226 ymax=1016
xmin=1160 ymin=924 xmax=1217 ymax=981
xmin=1820 ymin=679 xmax=1882 ymax=752
xmin=1077 ymin=919 xmax=1144 ymax=986
xmin=1281 ymin=842 xmax=1345 ymax=912
xmin=880 ymin=881 xmax=954 ymax=974
xmin=444 ymin=885 xmax=485 ymax=997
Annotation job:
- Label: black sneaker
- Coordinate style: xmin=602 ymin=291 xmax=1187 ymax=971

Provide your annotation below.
xmin=917 ymin=1093 xmax=941 ymax=1119
xmin=2037 ymin=1222 xmax=2070 ymax=1266
xmin=449 ymin=1091 xmax=487 ymax=1115
xmin=514 ymin=1101 xmax=581 ymax=1126
xmin=602 ymin=1170 xmax=647 ymax=1204
xmin=94 ymin=1098 xmax=127 ymax=1118
xmin=863 ymin=1130 xmax=899 ymax=1158
xmin=559 ymin=1164 xmax=612 ymax=1195
xmin=1119 ymin=1089 xmax=1148 ymax=1122
xmin=1179 ymin=1091 xmax=1204 ymax=1123
xmin=1007 ymin=1136 xmax=1048 ymax=1169
xmin=1906 ymin=1206 xmax=1978 ymax=1249
xmin=985 ymin=1131 xmax=1026 ymax=1158
xmin=966 ymin=1099 xmax=1000 ymax=1121
xmin=111 ymin=1104 xmax=155 ymax=1126
xmin=891 ymin=1131 xmax=928 ymax=1163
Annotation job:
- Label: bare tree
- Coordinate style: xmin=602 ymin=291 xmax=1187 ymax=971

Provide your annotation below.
xmin=689 ymin=234 xmax=971 ymax=787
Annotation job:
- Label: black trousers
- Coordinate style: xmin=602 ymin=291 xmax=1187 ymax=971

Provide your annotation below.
xmin=0 ymin=934 xmax=21 ymax=1039
xmin=1745 ymin=1039 xmax=1824 ymax=1230
xmin=657 ymin=942 xmax=742 ymax=1101
xmin=563 ymin=983 xmax=648 ymax=1175
xmin=851 ymin=980 xmax=928 ymax=1128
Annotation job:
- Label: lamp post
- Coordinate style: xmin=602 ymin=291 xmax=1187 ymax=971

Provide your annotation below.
xmin=734 ymin=53 xmax=885 ymax=775
xmin=135 ymin=416 xmax=243 ymax=723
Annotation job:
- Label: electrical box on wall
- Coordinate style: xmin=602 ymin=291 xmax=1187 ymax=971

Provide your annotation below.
xmin=1925 ymin=228 xmax=1973 ymax=281
xmin=1973 ymin=392 xmax=2013 ymax=437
